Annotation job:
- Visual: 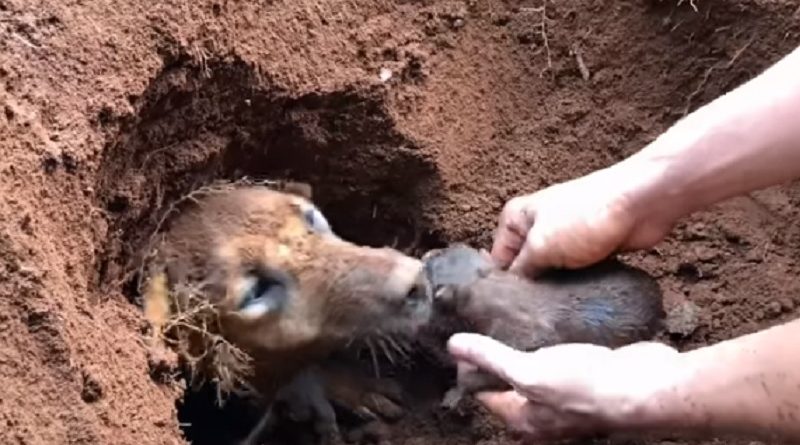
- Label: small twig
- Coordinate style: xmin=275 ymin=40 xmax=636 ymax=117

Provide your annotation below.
xmin=520 ymin=2 xmax=552 ymax=76
xmin=682 ymin=64 xmax=716 ymax=116
xmin=725 ymin=38 xmax=753 ymax=69
xmin=682 ymin=39 xmax=752 ymax=116
xmin=11 ymin=32 xmax=41 ymax=49
xmin=677 ymin=0 xmax=699 ymax=13
xmin=139 ymin=140 xmax=182 ymax=170
xmin=404 ymin=220 xmax=423 ymax=254
xmin=540 ymin=3 xmax=552 ymax=73
xmin=571 ymin=44 xmax=591 ymax=81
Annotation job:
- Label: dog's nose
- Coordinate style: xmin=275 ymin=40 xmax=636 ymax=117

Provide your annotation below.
xmin=384 ymin=256 xmax=431 ymax=305
xmin=405 ymin=269 xmax=432 ymax=305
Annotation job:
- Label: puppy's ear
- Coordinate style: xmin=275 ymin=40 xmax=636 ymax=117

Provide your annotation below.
xmin=282 ymin=181 xmax=313 ymax=200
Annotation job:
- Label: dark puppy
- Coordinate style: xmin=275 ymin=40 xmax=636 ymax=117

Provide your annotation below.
xmin=422 ymin=244 xmax=665 ymax=406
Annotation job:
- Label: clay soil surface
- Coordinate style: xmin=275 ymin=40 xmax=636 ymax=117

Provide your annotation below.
xmin=2 ymin=0 xmax=800 ymax=444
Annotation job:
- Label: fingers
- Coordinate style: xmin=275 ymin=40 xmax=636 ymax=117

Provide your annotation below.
xmin=491 ymin=197 xmax=535 ymax=269
xmin=474 ymin=391 xmax=530 ymax=430
xmin=490 ymin=194 xmax=562 ymax=278
xmin=507 ymin=229 xmax=555 ymax=278
xmin=475 ymin=391 xmax=565 ymax=440
xmin=490 ymin=225 xmax=525 ymax=269
xmin=447 ymin=333 xmax=528 ymax=386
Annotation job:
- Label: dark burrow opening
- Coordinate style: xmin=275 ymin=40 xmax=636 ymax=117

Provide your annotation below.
xmin=92 ymin=53 xmax=462 ymax=444
xmin=176 ymin=348 xmax=462 ymax=445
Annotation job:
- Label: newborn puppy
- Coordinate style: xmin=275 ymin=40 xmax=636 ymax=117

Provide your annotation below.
xmin=421 ymin=244 xmax=665 ymax=406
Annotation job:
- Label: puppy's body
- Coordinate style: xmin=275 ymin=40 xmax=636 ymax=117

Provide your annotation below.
xmin=422 ymin=244 xmax=665 ymax=405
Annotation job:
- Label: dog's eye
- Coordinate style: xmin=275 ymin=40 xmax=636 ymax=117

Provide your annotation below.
xmin=302 ymin=206 xmax=332 ymax=234
xmin=236 ymin=271 xmax=289 ymax=318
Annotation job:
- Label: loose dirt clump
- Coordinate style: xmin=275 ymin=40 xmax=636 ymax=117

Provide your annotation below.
xmin=2 ymin=0 xmax=800 ymax=445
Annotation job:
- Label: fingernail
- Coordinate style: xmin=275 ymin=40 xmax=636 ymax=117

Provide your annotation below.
xmin=447 ymin=333 xmax=468 ymax=352
xmin=447 ymin=333 xmax=479 ymax=357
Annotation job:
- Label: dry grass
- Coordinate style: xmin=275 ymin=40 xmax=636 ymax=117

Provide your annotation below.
xmin=677 ymin=0 xmax=699 ymax=12
xmin=144 ymin=271 xmax=257 ymax=406
xmin=134 ymin=176 xmax=310 ymax=296
xmin=520 ymin=2 xmax=552 ymax=77
xmin=139 ymin=177 xmax=314 ymax=405
xmin=682 ymin=38 xmax=753 ymax=116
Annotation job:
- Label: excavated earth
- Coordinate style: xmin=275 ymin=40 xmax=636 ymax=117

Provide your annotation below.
xmin=2 ymin=0 xmax=800 ymax=444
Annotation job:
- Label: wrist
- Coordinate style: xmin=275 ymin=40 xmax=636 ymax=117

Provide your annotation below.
xmin=603 ymin=150 xmax=690 ymax=236
xmin=605 ymin=98 xmax=737 ymax=232
xmin=612 ymin=45 xmax=800 ymax=225
xmin=624 ymin=348 xmax=713 ymax=435
xmin=599 ymin=346 xmax=703 ymax=435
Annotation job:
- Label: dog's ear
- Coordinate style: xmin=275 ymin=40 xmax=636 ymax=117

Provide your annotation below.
xmin=282 ymin=181 xmax=313 ymax=200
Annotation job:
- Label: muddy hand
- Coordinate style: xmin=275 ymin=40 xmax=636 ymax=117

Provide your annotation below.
xmin=491 ymin=167 xmax=678 ymax=278
xmin=447 ymin=333 xmax=683 ymax=441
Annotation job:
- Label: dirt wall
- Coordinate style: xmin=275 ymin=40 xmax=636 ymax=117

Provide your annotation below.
xmin=1 ymin=0 xmax=799 ymax=444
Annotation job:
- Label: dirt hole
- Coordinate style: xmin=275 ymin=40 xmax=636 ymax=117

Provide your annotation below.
xmin=94 ymin=53 xmax=449 ymax=294
xmin=175 ymin=349 xmax=461 ymax=445
xmin=92 ymin=53 xmax=455 ymax=444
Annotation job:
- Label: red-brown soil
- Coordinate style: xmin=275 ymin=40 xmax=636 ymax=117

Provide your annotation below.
xmin=2 ymin=0 xmax=800 ymax=444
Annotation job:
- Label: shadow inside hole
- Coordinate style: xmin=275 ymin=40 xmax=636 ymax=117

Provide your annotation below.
xmin=176 ymin=344 xmax=459 ymax=445
xmin=93 ymin=54 xmax=445 ymax=300
xmin=177 ymin=381 xmax=261 ymax=445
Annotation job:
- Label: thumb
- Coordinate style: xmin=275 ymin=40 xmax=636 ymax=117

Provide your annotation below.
xmin=508 ymin=228 xmax=553 ymax=278
xmin=447 ymin=333 xmax=528 ymax=386
xmin=491 ymin=196 xmax=537 ymax=269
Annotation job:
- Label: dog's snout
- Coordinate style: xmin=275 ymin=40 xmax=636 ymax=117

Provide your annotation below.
xmin=384 ymin=256 xmax=431 ymax=304
xmin=405 ymin=272 xmax=431 ymax=304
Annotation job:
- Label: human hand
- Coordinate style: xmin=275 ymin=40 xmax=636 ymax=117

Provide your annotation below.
xmin=491 ymin=165 xmax=678 ymax=277
xmin=447 ymin=333 xmax=685 ymax=441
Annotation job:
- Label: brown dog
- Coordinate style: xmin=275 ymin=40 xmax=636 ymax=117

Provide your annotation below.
xmin=144 ymin=184 xmax=432 ymax=444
